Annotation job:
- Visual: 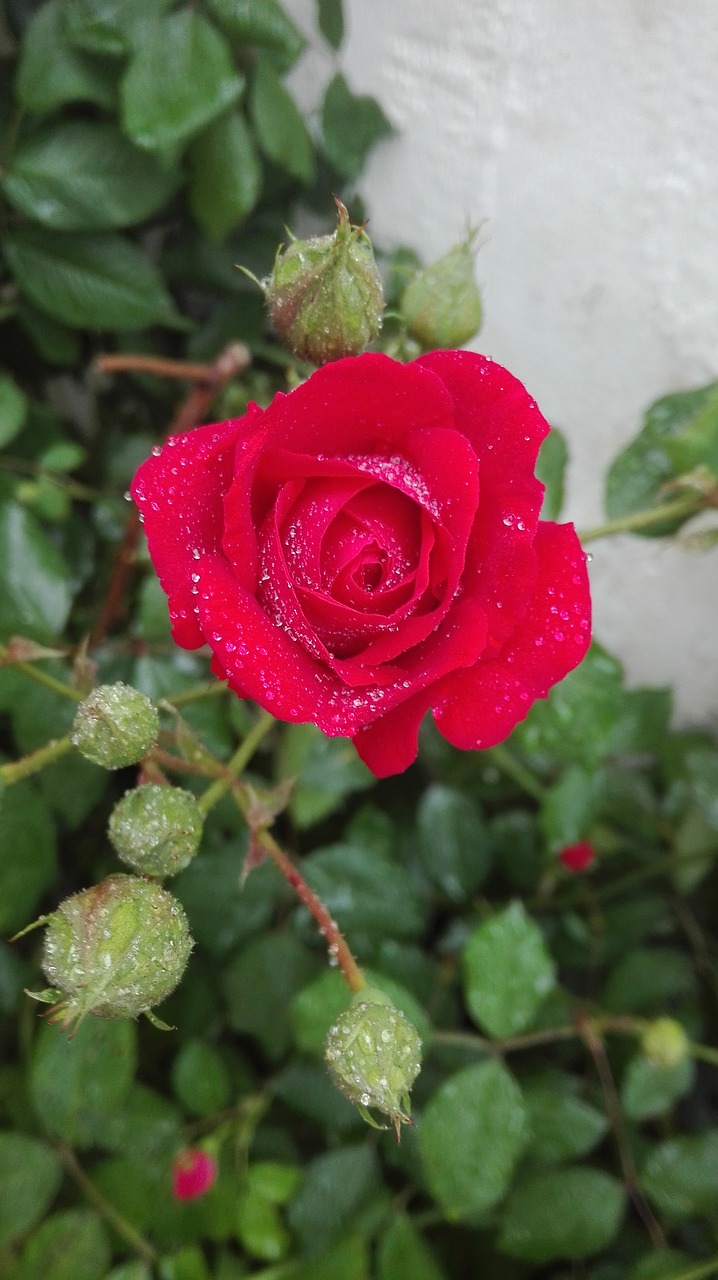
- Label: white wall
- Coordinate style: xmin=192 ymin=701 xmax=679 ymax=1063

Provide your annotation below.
xmin=286 ymin=0 xmax=718 ymax=722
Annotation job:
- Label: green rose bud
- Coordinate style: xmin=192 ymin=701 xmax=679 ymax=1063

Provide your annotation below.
xmin=400 ymin=231 xmax=482 ymax=350
xmin=108 ymin=783 xmax=204 ymax=878
xmin=641 ymin=1017 xmax=690 ymax=1069
xmin=324 ymin=986 xmax=422 ymax=1138
xmin=36 ymin=874 xmax=193 ymax=1029
xmin=265 ymin=199 xmax=384 ymax=365
xmin=71 ymin=682 xmax=159 ymax=769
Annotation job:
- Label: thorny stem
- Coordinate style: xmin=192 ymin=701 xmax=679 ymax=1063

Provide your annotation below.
xmin=94 ymin=353 xmax=220 ymax=382
xmin=257 ymin=826 xmax=367 ymax=995
xmin=0 ymin=655 xmax=82 ymax=702
xmin=579 ymin=1016 xmax=666 ymax=1249
xmin=0 ymin=735 xmax=73 ymax=785
xmin=56 ymin=1143 xmax=159 ymax=1265
xmin=89 ymin=342 xmax=251 ymax=648
xmin=578 ymin=493 xmax=704 ymax=543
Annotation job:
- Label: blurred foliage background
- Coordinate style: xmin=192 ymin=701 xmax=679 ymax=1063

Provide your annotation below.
xmin=1 ymin=2 xmax=718 ymax=1279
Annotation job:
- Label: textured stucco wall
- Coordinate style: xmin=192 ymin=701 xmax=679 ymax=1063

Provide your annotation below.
xmin=286 ymin=0 xmax=718 ymax=722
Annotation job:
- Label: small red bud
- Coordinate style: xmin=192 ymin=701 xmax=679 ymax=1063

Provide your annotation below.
xmin=172 ymin=1149 xmax=217 ymax=1200
xmin=558 ymin=841 xmax=596 ymax=873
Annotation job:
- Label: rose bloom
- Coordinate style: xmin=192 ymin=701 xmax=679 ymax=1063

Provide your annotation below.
xmin=132 ymin=352 xmax=591 ymax=777
xmin=172 ymin=1149 xmax=217 ymax=1200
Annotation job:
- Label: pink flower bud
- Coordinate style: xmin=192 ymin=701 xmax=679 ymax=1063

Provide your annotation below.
xmin=172 ymin=1149 xmax=217 ymax=1201
xmin=558 ymin=840 xmax=596 ymax=873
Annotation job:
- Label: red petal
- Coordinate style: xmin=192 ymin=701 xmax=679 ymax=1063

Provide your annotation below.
xmin=432 ymin=522 xmax=591 ymax=749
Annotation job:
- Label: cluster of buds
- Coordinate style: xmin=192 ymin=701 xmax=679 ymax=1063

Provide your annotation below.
xmin=324 ymin=987 xmax=422 ymax=1139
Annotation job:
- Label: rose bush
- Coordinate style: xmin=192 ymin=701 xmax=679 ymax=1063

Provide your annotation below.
xmin=132 ymin=351 xmax=591 ymax=776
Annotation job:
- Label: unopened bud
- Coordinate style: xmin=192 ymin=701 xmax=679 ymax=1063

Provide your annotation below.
xmin=400 ymin=232 xmax=482 ymax=350
xmin=324 ymin=987 xmax=422 ymax=1138
xmin=109 ymin=783 xmax=203 ymax=878
xmin=71 ymin=683 xmax=159 ymax=769
xmin=265 ymin=199 xmax=384 ymax=364
xmin=36 ymin=873 xmax=192 ymax=1028
xmin=641 ymin=1017 xmax=690 ymax=1070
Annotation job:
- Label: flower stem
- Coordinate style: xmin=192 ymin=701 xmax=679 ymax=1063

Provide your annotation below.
xmin=56 ymin=1143 xmax=159 ymax=1265
xmin=4 ymin=658 xmax=81 ymax=702
xmin=0 ymin=735 xmax=73 ymax=785
xmin=197 ymin=710 xmax=275 ymax=815
xmin=488 ymin=743 xmax=545 ymax=802
xmin=578 ymin=494 xmax=702 ymax=543
xmin=258 ymin=827 xmax=367 ymax=995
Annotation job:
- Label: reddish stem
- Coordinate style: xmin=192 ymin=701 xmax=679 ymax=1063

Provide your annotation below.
xmin=89 ymin=343 xmax=250 ymax=648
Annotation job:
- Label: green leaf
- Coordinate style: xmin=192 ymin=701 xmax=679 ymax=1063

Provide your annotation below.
xmin=601 ymin=947 xmax=696 ymax=1015
xmin=248 ymin=1162 xmax=302 ymax=1204
xmin=89 ymin=1083 xmax=181 ymax=1157
xmin=0 ymin=1133 xmax=62 ymax=1251
xmin=0 ymin=499 xmax=72 ymax=638
xmin=188 ymin=110 xmax=262 ymax=241
xmin=605 ymin=382 xmax=718 ymax=534
xmin=536 ymin=426 xmax=568 ymax=520
xmin=317 ymin=0 xmax=344 ymax=50
xmin=462 ymin=902 xmax=555 ymax=1037
xmin=4 ymin=228 xmax=182 ymax=331
xmin=280 ymin=1236 xmax=369 ymax=1280
xmin=523 ymin=1079 xmax=608 ymax=1163
xmin=321 ymin=73 xmax=393 ymax=182
xmin=498 ymin=1167 xmax=625 ymax=1262
xmin=0 ymin=779 xmax=57 ymax=935
xmin=300 ymin=843 xmax=430 ymax=947
xmin=540 ymin=763 xmax=605 ymax=850
xmin=377 ymin=1212 xmax=445 ymax=1280
xmin=621 ymin=1053 xmax=694 ymax=1121
xmin=16 ymin=304 xmax=82 ymax=366
xmin=489 ymin=810 xmax=543 ymax=890
xmin=30 ymin=1019 xmax=137 ymax=1148
xmin=291 ymin=967 xmax=431 ymax=1057
xmin=0 ymin=373 xmax=28 ymax=448
xmin=237 ymin=1186 xmax=290 ymax=1262
xmin=278 ymin=722 xmax=374 ymax=829
xmin=663 ymin=385 xmax=718 ymax=474
xmin=3 ymin=122 xmax=181 ymax=231
xmin=642 ymin=1131 xmax=718 ymax=1217
xmin=419 ymin=1060 xmax=526 ymax=1218
xmin=16 ymin=0 xmax=117 ymax=114
xmin=416 ymin=784 xmax=492 ymax=900
xmin=121 ymin=10 xmax=243 ymax=154
xmin=250 ymin=58 xmax=314 ymax=184
xmin=20 ymin=1210 xmax=111 ymax=1280
xmin=171 ymin=1040 xmax=231 ymax=1118
xmin=208 ymin=0 xmax=306 ymax=70
xmin=287 ymin=1144 xmax=383 ymax=1258
xmin=63 ymin=0 xmax=176 ymax=57
xmin=630 ymin=1250 xmax=694 ymax=1280
xmin=174 ymin=847 xmax=281 ymax=955
xmin=222 ymin=931 xmax=321 ymax=1060
xmin=515 ymin=643 xmax=625 ymax=768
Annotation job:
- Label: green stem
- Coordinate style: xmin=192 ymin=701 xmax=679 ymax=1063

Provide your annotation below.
xmin=56 ymin=1143 xmax=159 ymax=1265
xmin=197 ymin=710 xmax=275 ymax=815
xmin=690 ymin=1042 xmax=718 ymax=1068
xmin=0 ymin=735 xmax=73 ymax=785
xmin=166 ymin=681 xmax=227 ymax=709
xmin=9 ymin=660 xmax=82 ymax=702
xmin=578 ymin=494 xmax=702 ymax=543
xmin=488 ymin=743 xmax=546 ymax=802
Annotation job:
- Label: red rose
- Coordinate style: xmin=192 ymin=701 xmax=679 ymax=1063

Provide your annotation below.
xmin=132 ymin=351 xmax=590 ymax=777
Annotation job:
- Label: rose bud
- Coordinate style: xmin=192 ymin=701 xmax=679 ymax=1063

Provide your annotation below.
xmin=265 ymin=199 xmax=384 ymax=364
xmin=71 ymin=682 xmax=159 ymax=769
xmin=400 ymin=232 xmax=482 ymax=350
xmin=108 ymin=783 xmax=204 ymax=878
xmin=558 ymin=840 xmax=596 ymax=873
xmin=641 ymin=1017 xmax=690 ymax=1070
xmin=324 ymin=987 xmax=422 ymax=1139
xmin=172 ymin=1149 xmax=218 ymax=1201
xmin=37 ymin=873 xmax=193 ymax=1028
